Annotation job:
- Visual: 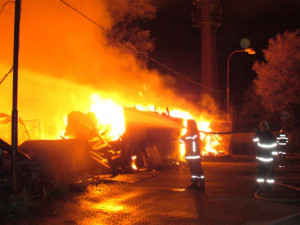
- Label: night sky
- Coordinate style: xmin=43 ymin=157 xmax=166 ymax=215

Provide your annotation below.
xmin=146 ymin=0 xmax=300 ymax=111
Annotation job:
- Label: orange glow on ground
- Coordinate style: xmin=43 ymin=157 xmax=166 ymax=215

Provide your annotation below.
xmin=92 ymin=201 xmax=124 ymax=212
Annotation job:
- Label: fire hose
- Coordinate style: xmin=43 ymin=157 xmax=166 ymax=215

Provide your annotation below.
xmin=198 ymin=129 xmax=300 ymax=202
xmin=197 ymin=129 xmax=258 ymax=135
xmin=254 ymin=162 xmax=300 ymax=202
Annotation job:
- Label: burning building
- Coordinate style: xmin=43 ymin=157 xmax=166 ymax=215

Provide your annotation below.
xmin=0 ymin=1 xmax=229 ymax=180
xmin=14 ymin=105 xmax=228 ymax=180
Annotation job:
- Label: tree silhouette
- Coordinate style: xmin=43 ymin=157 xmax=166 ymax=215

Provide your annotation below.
xmin=253 ymin=29 xmax=300 ymax=148
xmin=105 ymin=0 xmax=156 ymax=65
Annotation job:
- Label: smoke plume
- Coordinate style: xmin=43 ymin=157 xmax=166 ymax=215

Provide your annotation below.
xmin=0 ymin=0 xmax=220 ymax=142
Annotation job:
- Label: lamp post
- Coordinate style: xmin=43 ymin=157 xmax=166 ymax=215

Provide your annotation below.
xmin=226 ymin=48 xmax=255 ymax=121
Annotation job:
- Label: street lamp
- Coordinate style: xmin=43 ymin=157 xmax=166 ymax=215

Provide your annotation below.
xmin=226 ymin=48 xmax=256 ymax=121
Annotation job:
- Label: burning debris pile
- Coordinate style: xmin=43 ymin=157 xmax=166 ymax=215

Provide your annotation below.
xmin=63 ymin=111 xmax=99 ymax=140
xmin=16 ymin=108 xmax=184 ymax=179
xmin=1 ymin=103 xmax=231 ymax=186
xmin=0 ymin=0 xmax=232 ymax=192
xmin=16 ymin=111 xmax=227 ymax=181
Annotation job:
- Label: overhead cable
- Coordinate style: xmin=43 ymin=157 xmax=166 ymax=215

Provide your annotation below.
xmin=0 ymin=66 xmax=13 ymax=85
xmin=0 ymin=0 xmax=14 ymax=15
xmin=149 ymin=56 xmax=224 ymax=92
xmin=0 ymin=1 xmax=15 ymax=86
xmin=59 ymin=0 xmax=105 ymax=30
xmin=58 ymin=0 xmax=224 ymax=93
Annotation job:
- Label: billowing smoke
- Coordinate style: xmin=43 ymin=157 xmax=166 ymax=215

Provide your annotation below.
xmin=0 ymin=0 xmax=220 ymax=143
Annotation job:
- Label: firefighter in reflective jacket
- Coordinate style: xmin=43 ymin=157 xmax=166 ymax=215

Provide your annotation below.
xmin=253 ymin=121 xmax=278 ymax=187
xmin=180 ymin=119 xmax=205 ymax=190
xmin=276 ymin=129 xmax=288 ymax=168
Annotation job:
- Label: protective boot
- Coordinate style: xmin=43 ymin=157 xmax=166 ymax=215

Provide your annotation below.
xmin=253 ymin=184 xmax=260 ymax=192
xmin=198 ymin=179 xmax=205 ymax=191
xmin=188 ymin=180 xmax=198 ymax=189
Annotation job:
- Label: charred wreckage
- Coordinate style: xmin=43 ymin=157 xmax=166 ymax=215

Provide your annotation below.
xmin=0 ymin=108 xmax=187 ymax=185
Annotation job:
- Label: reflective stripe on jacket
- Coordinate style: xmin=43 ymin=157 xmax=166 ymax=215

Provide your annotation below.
xmin=253 ymin=131 xmax=278 ymax=160
xmin=180 ymin=133 xmax=201 ymax=159
xmin=276 ymin=133 xmax=288 ymax=146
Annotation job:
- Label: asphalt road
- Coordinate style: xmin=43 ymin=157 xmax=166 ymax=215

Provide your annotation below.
xmin=8 ymin=155 xmax=300 ymax=225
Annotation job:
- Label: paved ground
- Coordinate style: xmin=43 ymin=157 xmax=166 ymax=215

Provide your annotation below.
xmin=7 ymin=155 xmax=300 ymax=225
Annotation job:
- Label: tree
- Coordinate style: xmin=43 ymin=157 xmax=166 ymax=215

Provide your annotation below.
xmin=233 ymin=84 xmax=280 ymax=131
xmin=253 ymin=29 xmax=300 ymax=149
xmin=105 ymin=0 xmax=156 ymax=66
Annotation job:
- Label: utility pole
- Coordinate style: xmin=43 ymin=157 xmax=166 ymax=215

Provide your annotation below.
xmin=12 ymin=0 xmax=21 ymax=193
xmin=192 ymin=0 xmax=222 ymax=101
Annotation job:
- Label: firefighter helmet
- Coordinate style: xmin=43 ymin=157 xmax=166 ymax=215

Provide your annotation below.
xmin=259 ymin=121 xmax=269 ymax=130
xmin=187 ymin=119 xmax=198 ymax=131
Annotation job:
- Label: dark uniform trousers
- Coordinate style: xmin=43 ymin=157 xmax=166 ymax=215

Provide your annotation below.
xmin=180 ymin=133 xmax=205 ymax=188
xmin=186 ymin=157 xmax=204 ymax=181
xmin=277 ymin=132 xmax=288 ymax=167
xmin=254 ymin=131 xmax=278 ymax=184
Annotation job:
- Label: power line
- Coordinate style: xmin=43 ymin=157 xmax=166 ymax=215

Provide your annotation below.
xmin=59 ymin=0 xmax=104 ymax=30
xmin=59 ymin=0 xmax=223 ymax=93
xmin=0 ymin=66 xmax=13 ymax=85
xmin=0 ymin=1 xmax=15 ymax=85
xmin=0 ymin=1 xmax=14 ymax=15
xmin=149 ymin=56 xmax=224 ymax=92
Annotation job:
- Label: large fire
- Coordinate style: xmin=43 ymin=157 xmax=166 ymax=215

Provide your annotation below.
xmin=0 ymin=0 xmax=228 ymax=160
xmin=59 ymin=93 xmax=224 ymax=157
xmin=89 ymin=94 xmax=125 ymax=141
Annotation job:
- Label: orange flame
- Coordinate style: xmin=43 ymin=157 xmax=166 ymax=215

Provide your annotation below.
xmin=171 ymin=111 xmax=224 ymax=157
xmin=197 ymin=120 xmax=221 ymax=156
xmin=131 ymin=155 xmax=138 ymax=171
xmin=90 ymin=94 xmax=125 ymax=141
xmin=0 ymin=0 xmax=227 ymax=157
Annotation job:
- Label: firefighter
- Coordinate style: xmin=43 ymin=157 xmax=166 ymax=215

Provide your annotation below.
xmin=180 ymin=119 xmax=205 ymax=190
xmin=253 ymin=121 xmax=278 ymax=189
xmin=276 ymin=129 xmax=288 ymax=168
